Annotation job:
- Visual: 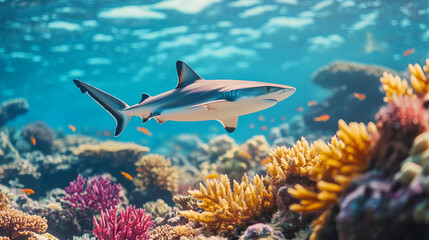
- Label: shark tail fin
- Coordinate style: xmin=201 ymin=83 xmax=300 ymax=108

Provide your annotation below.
xmin=73 ymin=79 xmax=131 ymax=137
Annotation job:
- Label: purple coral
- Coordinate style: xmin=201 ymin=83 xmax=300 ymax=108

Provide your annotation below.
xmin=372 ymin=96 xmax=429 ymax=174
xmin=63 ymin=174 xmax=121 ymax=211
xmin=93 ymin=205 xmax=153 ymax=240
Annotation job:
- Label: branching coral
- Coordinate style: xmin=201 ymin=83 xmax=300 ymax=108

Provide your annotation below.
xmin=93 ymin=205 xmax=153 ymax=240
xmin=150 ymin=224 xmax=197 ymax=240
xmin=0 ymin=190 xmax=48 ymax=239
xmin=266 ymin=137 xmax=319 ymax=193
xmin=381 ymin=59 xmax=429 ymax=101
xmin=287 ymin=120 xmax=377 ymax=240
xmin=409 ymin=59 xmax=429 ymax=97
xmin=134 ymin=154 xmax=178 ymax=193
xmin=180 ymin=174 xmax=274 ymax=233
xmin=172 ymin=195 xmax=199 ymax=211
xmin=63 ymin=174 xmax=121 ymax=211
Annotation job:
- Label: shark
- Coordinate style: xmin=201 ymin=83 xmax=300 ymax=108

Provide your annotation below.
xmin=73 ymin=61 xmax=296 ymax=136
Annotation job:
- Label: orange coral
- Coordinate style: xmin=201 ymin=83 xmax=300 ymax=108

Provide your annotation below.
xmin=0 ymin=207 xmax=48 ymax=239
xmin=409 ymin=59 xmax=429 ymax=97
xmin=287 ymin=120 xmax=377 ymax=240
xmin=180 ymin=174 xmax=274 ymax=233
xmin=150 ymin=224 xmax=197 ymax=240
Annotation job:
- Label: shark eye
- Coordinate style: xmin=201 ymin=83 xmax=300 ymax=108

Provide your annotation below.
xmin=266 ymin=87 xmax=271 ymax=92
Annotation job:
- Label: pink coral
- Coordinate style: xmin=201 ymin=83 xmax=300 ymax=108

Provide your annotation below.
xmin=372 ymin=95 xmax=429 ymax=174
xmin=63 ymin=174 xmax=121 ymax=211
xmin=93 ymin=205 xmax=153 ymax=240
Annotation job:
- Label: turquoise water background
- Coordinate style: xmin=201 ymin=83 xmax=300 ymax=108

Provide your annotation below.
xmin=1 ymin=0 xmax=427 ymax=147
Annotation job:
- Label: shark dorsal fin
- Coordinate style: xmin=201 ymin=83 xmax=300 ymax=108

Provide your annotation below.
xmin=176 ymin=61 xmax=202 ymax=89
xmin=139 ymin=93 xmax=151 ymax=104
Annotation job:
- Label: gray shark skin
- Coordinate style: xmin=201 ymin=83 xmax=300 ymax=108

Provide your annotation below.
xmin=73 ymin=61 xmax=296 ymax=136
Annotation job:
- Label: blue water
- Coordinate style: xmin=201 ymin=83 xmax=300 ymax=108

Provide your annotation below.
xmin=1 ymin=0 xmax=427 ymax=147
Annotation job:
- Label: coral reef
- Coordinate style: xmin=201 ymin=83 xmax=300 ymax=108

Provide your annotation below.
xmin=180 ymin=174 xmax=275 ymax=234
xmin=92 ymin=205 xmax=153 ymax=240
xmin=150 ymin=224 xmax=197 ymax=240
xmin=21 ymin=122 xmax=56 ymax=154
xmin=142 ymin=199 xmax=172 ymax=219
xmin=134 ymin=154 xmax=178 ymax=194
xmin=172 ymin=195 xmax=199 ymax=211
xmin=0 ymin=98 xmax=29 ymax=126
xmin=74 ymin=140 xmax=149 ymax=169
xmin=63 ymin=175 xmax=121 ymax=211
xmin=73 ymin=234 xmax=96 ymax=240
xmin=305 ymin=61 xmax=400 ymax=132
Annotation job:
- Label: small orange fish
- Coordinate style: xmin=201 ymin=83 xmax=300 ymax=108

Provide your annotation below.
xmin=30 ymin=136 xmax=36 ymax=146
xmin=238 ymin=150 xmax=251 ymax=160
xmin=249 ymin=123 xmax=255 ymax=129
xmin=403 ymin=48 xmax=415 ymax=57
xmin=307 ymin=101 xmax=318 ymax=106
xmin=261 ymin=126 xmax=268 ymax=131
xmin=137 ymin=127 xmax=152 ymax=136
xmin=136 ymin=167 xmax=144 ymax=172
xmin=314 ymin=114 xmax=330 ymax=122
xmin=104 ymin=131 xmax=111 ymax=137
xmin=204 ymin=173 xmax=220 ymax=180
xmin=68 ymin=124 xmax=76 ymax=132
xmin=22 ymin=188 xmax=34 ymax=195
xmin=258 ymin=115 xmax=265 ymax=122
xmin=354 ymin=93 xmax=366 ymax=100
xmin=260 ymin=157 xmax=271 ymax=166
xmin=297 ymin=107 xmax=303 ymax=112
xmin=121 ymin=171 xmax=133 ymax=181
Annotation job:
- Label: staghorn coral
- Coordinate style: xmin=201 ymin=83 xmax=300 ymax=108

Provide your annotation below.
xmin=142 ymin=199 xmax=172 ymax=219
xmin=0 ymin=98 xmax=29 ymax=126
xmin=287 ymin=120 xmax=376 ymax=240
xmin=63 ymin=174 xmax=121 ymax=212
xmin=372 ymin=95 xmax=429 ymax=174
xmin=180 ymin=174 xmax=275 ymax=233
xmin=135 ymin=154 xmax=179 ymax=193
xmin=409 ymin=59 xmax=429 ymax=97
xmin=74 ymin=140 xmax=149 ymax=169
xmin=150 ymin=224 xmax=197 ymax=240
xmin=21 ymin=122 xmax=56 ymax=154
xmin=266 ymin=137 xmax=319 ymax=193
xmin=93 ymin=205 xmax=153 ymax=240
xmin=380 ymin=72 xmax=415 ymax=102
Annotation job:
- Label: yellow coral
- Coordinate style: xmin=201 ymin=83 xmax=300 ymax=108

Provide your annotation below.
xmin=150 ymin=224 xmax=197 ymax=240
xmin=380 ymin=72 xmax=415 ymax=102
xmin=0 ymin=208 xmax=48 ymax=239
xmin=266 ymin=137 xmax=319 ymax=191
xmin=287 ymin=120 xmax=377 ymax=240
xmin=135 ymin=154 xmax=179 ymax=193
xmin=0 ymin=190 xmax=12 ymax=211
xmin=409 ymin=59 xmax=429 ymax=97
xmin=172 ymin=195 xmax=199 ymax=211
xmin=180 ymin=174 xmax=274 ymax=232
xmin=381 ymin=59 xmax=429 ymax=101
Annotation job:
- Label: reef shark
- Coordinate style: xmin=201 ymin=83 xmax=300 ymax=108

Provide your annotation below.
xmin=73 ymin=61 xmax=296 ymax=136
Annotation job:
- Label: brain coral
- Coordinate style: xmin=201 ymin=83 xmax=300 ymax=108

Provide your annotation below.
xmin=135 ymin=154 xmax=179 ymax=193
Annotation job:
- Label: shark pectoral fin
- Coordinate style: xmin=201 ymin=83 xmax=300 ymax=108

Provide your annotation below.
xmin=187 ymin=99 xmax=230 ymax=110
xmin=154 ymin=117 xmax=167 ymax=124
xmin=217 ymin=116 xmax=239 ymax=133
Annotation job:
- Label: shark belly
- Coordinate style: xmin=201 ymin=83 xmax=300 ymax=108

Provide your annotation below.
xmin=158 ymin=98 xmax=278 ymax=122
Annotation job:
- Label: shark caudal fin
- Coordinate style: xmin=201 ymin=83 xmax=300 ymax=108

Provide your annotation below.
xmin=73 ymin=79 xmax=131 ymax=136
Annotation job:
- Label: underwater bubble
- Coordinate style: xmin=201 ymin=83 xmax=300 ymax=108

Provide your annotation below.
xmin=87 ymin=58 xmax=111 ymax=65
xmin=48 ymin=21 xmax=81 ymax=31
